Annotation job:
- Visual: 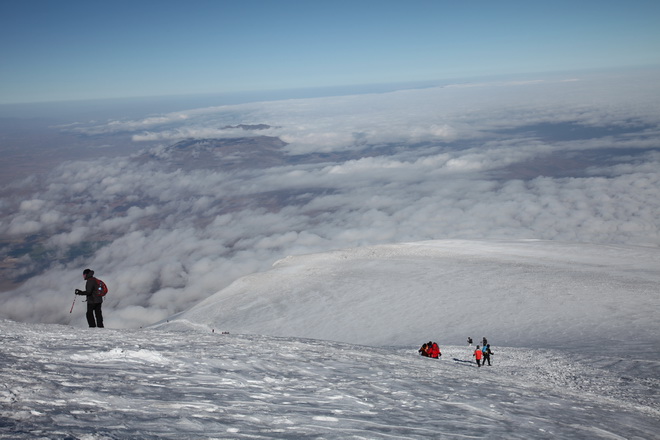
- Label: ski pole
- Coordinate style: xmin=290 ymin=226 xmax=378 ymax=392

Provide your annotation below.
xmin=70 ymin=294 xmax=76 ymax=313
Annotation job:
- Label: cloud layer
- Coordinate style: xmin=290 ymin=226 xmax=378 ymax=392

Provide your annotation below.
xmin=1 ymin=69 xmax=659 ymax=328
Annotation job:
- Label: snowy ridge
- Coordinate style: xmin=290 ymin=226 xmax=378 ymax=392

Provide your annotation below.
xmin=0 ymin=320 xmax=658 ymax=439
xmin=163 ymin=239 xmax=660 ymax=353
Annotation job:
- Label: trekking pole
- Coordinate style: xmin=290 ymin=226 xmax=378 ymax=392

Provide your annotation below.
xmin=69 ymin=294 xmax=77 ymax=313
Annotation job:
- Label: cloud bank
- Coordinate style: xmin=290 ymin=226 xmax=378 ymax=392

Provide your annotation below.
xmin=1 ymin=69 xmax=659 ymax=328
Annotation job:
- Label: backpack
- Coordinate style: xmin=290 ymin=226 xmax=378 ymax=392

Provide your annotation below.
xmin=94 ymin=278 xmax=109 ymax=297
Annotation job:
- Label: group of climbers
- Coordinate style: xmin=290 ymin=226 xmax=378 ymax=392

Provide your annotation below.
xmin=470 ymin=336 xmax=493 ymax=367
xmin=472 ymin=344 xmax=492 ymax=367
xmin=419 ymin=336 xmax=494 ymax=368
xmin=418 ymin=341 xmax=441 ymax=358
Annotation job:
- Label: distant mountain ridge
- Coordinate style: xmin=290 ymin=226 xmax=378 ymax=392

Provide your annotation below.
xmin=145 ymin=135 xmax=287 ymax=170
xmin=221 ymin=123 xmax=272 ymax=130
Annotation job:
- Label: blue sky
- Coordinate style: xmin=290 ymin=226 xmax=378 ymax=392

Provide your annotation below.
xmin=1 ymin=0 xmax=659 ymax=103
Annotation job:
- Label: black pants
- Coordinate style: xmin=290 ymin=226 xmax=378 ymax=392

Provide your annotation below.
xmin=86 ymin=302 xmax=104 ymax=328
xmin=483 ymin=354 xmax=491 ymax=366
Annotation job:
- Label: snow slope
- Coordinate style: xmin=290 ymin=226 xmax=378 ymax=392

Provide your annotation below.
xmin=1 ymin=320 xmax=658 ymax=439
xmin=2 ymin=239 xmax=658 ymax=438
xmin=165 ymin=240 xmax=660 ymax=356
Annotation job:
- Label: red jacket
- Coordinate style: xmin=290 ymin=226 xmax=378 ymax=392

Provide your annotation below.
xmin=474 ymin=349 xmax=483 ymax=360
xmin=429 ymin=343 xmax=440 ymax=358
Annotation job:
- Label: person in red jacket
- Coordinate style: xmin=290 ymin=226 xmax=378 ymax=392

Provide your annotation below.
xmin=473 ymin=345 xmax=483 ymax=367
xmin=75 ymin=268 xmax=104 ymax=328
xmin=429 ymin=342 xmax=441 ymax=359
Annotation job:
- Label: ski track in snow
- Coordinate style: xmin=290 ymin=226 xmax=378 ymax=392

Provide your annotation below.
xmin=1 ymin=320 xmax=658 ymax=439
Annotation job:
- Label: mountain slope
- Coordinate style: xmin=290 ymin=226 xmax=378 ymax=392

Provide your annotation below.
xmin=1 ymin=320 xmax=658 ymax=439
xmin=2 ymin=240 xmax=658 ymax=438
xmin=161 ymin=240 xmax=660 ymax=355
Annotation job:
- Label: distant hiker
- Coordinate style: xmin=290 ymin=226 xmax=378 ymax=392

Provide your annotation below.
xmin=75 ymin=269 xmax=104 ymax=328
xmin=467 ymin=337 xmax=473 ymax=346
xmin=418 ymin=343 xmax=429 ymax=357
xmin=482 ymin=337 xmax=488 ymax=346
xmin=429 ymin=342 xmax=441 ymax=359
xmin=482 ymin=344 xmax=492 ymax=366
xmin=473 ymin=345 xmax=483 ymax=367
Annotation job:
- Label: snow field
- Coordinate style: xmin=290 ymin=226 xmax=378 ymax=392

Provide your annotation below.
xmin=2 ymin=239 xmax=658 ymax=438
xmin=171 ymin=240 xmax=660 ymax=356
xmin=1 ymin=320 xmax=658 ymax=439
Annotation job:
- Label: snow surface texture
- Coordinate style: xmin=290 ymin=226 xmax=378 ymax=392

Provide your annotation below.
xmin=1 ymin=320 xmax=658 ymax=439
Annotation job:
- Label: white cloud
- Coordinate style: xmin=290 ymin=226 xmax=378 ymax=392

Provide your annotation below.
xmin=19 ymin=199 xmax=47 ymax=212
xmin=8 ymin=216 xmax=42 ymax=235
xmin=1 ymin=69 xmax=659 ymax=328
